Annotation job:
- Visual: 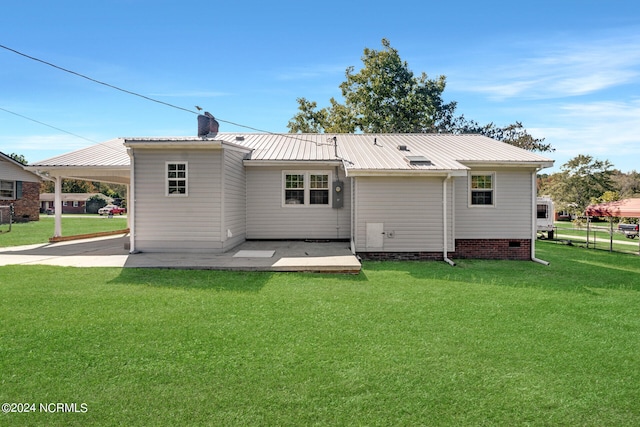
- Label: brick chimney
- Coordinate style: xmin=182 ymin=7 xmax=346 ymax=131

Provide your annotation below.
xmin=198 ymin=112 xmax=219 ymax=137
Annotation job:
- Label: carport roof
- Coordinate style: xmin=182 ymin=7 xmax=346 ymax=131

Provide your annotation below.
xmin=27 ymin=138 xmax=130 ymax=184
xmin=585 ymin=198 xmax=640 ymax=217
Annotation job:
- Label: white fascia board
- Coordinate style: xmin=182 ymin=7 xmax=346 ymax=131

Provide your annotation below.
xmin=345 ymin=169 xmax=468 ymax=177
xmin=243 ymin=160 xmax=344 ymax=167
xmin=459 ymin=161 xmax=555 ymax=169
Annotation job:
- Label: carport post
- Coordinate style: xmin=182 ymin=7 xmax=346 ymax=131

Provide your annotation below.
xmin=54 ymin=175 xmax=62 ymax=237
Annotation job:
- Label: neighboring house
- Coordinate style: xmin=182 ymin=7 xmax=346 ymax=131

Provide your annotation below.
xmin=40 ymin=193 xmax=113 ymax=214
xmin=28 ymin=130 xmax=554 ymax=261
xmin=0 ymin=151 xmax=41 ymax=223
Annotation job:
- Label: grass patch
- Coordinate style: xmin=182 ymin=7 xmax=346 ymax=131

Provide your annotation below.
xmin=0 ymin=216 xmax=128 ymax=247
xmin=1 ymin=241 xmax=639 ymax=425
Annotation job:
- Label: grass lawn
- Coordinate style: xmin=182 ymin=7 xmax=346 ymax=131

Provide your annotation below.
xmin=1 ymin=241 xmax=639 ymax=425
xmin=0 ymin=216 xmax=128 ymax=247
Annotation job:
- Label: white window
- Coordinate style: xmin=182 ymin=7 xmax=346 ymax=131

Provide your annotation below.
xmin=73 ymin=201 xmax=79 ymax=208
xmin=166 ymin=162 xmax=188 ymax=196
xmin=283 ymin=172 xmax=331 ymax=207
xmin=470 ymin=173 xmax=495 ymax=206
xmin=0 ymin=180 xmax=15 ymax=199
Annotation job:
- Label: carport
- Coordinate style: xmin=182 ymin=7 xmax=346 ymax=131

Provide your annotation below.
xmin=585 ymin=198 xmax=640 ymax=254
xmin=26 ymin=138 xmax=130 ymax=238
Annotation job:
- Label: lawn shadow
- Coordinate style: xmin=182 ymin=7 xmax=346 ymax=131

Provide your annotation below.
xmin=109 ymin=268 xmax=273 ymax=293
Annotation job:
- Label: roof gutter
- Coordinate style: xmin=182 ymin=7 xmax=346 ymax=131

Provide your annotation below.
xmin=531 ymin=168 xmax=550 ymax=266
xmin=443 ymin=174 xmax=456 ymax=267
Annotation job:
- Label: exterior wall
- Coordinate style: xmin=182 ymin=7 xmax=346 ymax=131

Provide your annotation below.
xmin=1 ymin=181 xmax=40 ymax=223
xmin=245 ymin=166 xmax=351 ymax=240
xmin=0 ymin=158 xmax=41 ymax=222
xmin=353 ymin=176 xmax=453 ymax=253
xmin=60 ymin=201 xmax=87 ymax=214
xmin=454 ymin=169 xmax=534 ymax=240
xmin=222 ymin=149 xmax=247 ymax=250
xmin=132 ymin=148 xmax=224 ymax=252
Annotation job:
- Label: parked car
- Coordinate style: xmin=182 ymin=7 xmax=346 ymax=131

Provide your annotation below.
xmin=98 ymin=205 xmax=126 ymax=216
xmin=618 ymin=223 xmax=639 ymax=239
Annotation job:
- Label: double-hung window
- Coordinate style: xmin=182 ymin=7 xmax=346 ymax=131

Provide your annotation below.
xmin=166 ymin=162 xmax=188 ymax=196
xmin=0 ymin=180 xmax=15 ymax=199
xmin=470 ymin=173 xmax=495 ymax=206
xmin=284 ymin=172 xmax=330 ymax=207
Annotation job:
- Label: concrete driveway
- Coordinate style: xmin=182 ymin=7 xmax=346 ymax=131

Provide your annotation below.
xmin=0 ymin=235 xmax=361 ymax=273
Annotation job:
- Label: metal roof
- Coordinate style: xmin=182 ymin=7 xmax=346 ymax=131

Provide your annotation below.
xmin=27 ymin=133 xmax=554 ymax=182
xmin=211 ymin=133 xmax=554 ymax=174
xmin=30 ymin=138 xmax=130 ymax=168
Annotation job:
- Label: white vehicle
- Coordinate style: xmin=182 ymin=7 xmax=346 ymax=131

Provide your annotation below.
xmin=537 ymin=197 xmax=555 ymax=239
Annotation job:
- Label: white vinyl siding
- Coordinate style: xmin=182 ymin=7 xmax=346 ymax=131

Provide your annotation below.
xmin=455 ymin=169 xmax=533 ymax=239
xmin=133 ymin=149 xmax=223 ymax=252
xmin=354 ymin=176 xmax=452 ymax=252
xmin=222 ymin=149 xmax=247 ymax=249
xmin=247 ymin=167 xmax=350 ymax=239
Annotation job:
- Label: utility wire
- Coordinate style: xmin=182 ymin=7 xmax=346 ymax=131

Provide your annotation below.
xmin=0 ymin=44 xmax=336 ymax=148
xmin=0 ymin=106 xmax=99 ymax=144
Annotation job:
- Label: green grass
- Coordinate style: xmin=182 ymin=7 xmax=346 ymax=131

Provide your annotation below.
xmin=1 ymin=241 xmax=639 ymax=426
xmin=0 ymin=216 xmax=128 ymax=247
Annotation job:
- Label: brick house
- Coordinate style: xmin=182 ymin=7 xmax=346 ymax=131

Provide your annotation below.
xmin=0 ymin=151 xmax=41 ymax=223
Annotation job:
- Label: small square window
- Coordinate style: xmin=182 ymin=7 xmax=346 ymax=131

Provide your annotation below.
xmin=470 ymin=173 xmax=494 ymax=206
xmin=0 ymin=180 xmax=15 ymax=199
xmin=167 ymin=162 xmax=188 ymax=196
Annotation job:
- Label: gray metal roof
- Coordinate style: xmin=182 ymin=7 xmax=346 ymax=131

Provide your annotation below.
xmin=30 ymin=138 xmax=130 ymax=168
xmin=27 ymin=133 xmax=554 ymax=181
xmin=212 ymin=133 xmax=554 ymax=174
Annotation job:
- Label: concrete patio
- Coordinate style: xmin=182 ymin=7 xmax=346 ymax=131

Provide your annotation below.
xmin=0 ymin=234 xmax=361 ymax=273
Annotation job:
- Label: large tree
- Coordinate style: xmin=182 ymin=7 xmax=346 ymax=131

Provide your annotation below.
xmin=539 ymin=155 xmax=615 ymax=214
xmin=288 ymin=39 xmax=552 ymax=152
xmin=288 ymin=38 xmax=456 ymax=134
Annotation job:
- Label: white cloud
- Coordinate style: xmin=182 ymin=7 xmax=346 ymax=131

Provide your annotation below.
xmin=455 ymin=31 xmax=640 ymax=100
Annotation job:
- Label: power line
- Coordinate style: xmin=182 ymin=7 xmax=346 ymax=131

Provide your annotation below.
xmin=0 ymin=106 xmax=99 ymax=144
xmin=0 ymin=44 xmax=335 ymax=149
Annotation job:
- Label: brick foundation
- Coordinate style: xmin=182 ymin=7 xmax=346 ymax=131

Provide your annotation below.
xmin=358 ymin=239 xmax=532 ymax=261
xmin=358 ymin=251 xmax=454 ymax=261
xmin=454 ymin=239 xmax=531 ymax=260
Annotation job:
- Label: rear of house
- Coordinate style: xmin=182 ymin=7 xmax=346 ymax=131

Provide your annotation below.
xmin=125 ymin=131 xmax=553 ymax=261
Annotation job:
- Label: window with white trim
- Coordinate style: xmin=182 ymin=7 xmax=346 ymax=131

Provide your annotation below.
xmin=73 ymin=201 xmax=79 ymax=208
xmin=166 ymin=162 xmax=188 ymax=196
xmin=470 ymin=173 xmax=494 ymax=206
xmin=0 ymin=180 xmax=15 ymax=199
xmin=283 ymin=172 xmax=331 ymax=206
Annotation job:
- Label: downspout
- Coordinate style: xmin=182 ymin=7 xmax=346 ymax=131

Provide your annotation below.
xmin=443 ymin=174 xmax=456 ymax=266
xmin=341 ymin=158 xmax=356 ymax=255
xmin=531 ymin=168 xmax=550 ymax=265
xmin=54 ymin=175 xmax=62 ymax=237
xmin=127 ymin=148 xmax=136 ymax=253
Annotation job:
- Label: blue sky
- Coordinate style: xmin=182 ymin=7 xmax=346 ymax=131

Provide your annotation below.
xmin=1 ymin=0 xmax=639 ymax=173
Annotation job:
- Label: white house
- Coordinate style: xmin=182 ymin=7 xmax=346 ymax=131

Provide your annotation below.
xmin=29 ymin=126 xmax=554 ymax=262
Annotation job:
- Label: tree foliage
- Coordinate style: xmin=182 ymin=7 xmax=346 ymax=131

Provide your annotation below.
xmin=539 ymin=155 xmax=615 ymax=214
xmin=8 ymin=153 xmax=28 ymax=165
xmin=288 ymin=39 xmax=552 ymax=152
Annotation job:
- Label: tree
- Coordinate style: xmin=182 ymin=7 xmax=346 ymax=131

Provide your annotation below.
xmin=450 ymin=118 xmax=553 ymax=152
xmin=8 ymin=153 xmax=28 ymax=165
xmin=288 ymin=39 xmax=552 ymax=152
xmin=539 ymin=155 xmax=615 ymax=214
xmin=288 ymin=38 xmax=456 ymax=134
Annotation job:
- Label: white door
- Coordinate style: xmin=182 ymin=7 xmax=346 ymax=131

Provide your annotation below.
xmin=366 ymin=223 xmax=384 ymax=250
